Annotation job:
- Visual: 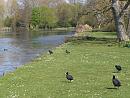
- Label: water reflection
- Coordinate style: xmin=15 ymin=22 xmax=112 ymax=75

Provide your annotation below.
xmin=0 ymin=31 xmax=74 ymax=75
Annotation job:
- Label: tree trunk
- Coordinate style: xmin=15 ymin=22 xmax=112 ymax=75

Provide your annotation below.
xmin=12 ymin=16 xmax=16 ymax=32
xmin=111 ymin=0 xmax=129 ymax=41
xmin=128 ymin=11 xmax=130 ymax=37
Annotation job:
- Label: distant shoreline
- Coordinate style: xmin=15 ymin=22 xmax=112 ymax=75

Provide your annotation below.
xmin=0 ymin=27 xmax=11 ymax=32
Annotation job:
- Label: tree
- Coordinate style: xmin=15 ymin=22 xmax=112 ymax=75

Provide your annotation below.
xmin=9 ymin=0 xmax=19 ymax=31
xmin=111 ymin=0 xmax=130 ymax=41
xmin=31 ymin=6 xmax=58 ymax=29
xmin=56 ymin=3 xmax=75 ymax=27
xmin=82 ymin=0 xmax=112 ymax=29
xmin=8 ymin=0 xmax=67 ymax=30
xmin=4 ymin=16 xmax=12 ymax=27
xmin=79 ymin=0 xmax=130 ymax=41
xmin=0 ymin=0 xmax=4 ymax=28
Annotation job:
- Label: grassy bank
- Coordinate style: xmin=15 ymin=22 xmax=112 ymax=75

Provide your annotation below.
xmin=30 ymin=27 xmax=75 ymax=32
xmin=0 ymin=32 xmax=130 ymax=98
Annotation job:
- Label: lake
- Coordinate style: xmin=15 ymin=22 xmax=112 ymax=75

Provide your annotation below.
xmin=0 ymin=30 xmax=74 ymax=75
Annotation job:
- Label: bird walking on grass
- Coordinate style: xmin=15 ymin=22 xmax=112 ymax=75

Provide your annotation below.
xmin=66 ymin=50 xmax=70 ymax=54
xmin=66 ymin=72 xmax=73 ymax=82
xmin=48 ymin=50 xmax=53 ymax=55
xmin=112 ymin=75 xmax=121 ymax=88
xmin=115 ymin=65 xmax=122 ymax=72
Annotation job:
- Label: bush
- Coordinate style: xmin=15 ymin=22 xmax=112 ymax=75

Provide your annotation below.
xmin=4 ymin=16 xmax=12 ymax=27
xmin=101 ymin=22 xmax=116 ymax=32
xmin=92 ymin=22 xmax=116 ymax=32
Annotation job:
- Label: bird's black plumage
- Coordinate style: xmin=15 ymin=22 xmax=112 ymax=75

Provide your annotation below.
xmin=4 ymin=49 xmax=8 ymax=51
xmin=66 ymin=50 xmax=70 ymax=54
xmin=66 ymin=72 xmax=73 ymax=82
xmin=48 ymin=50 xmax=53 ymax=55
xmin=112 ymin=75 xmax=121 ymax=88
xmin=115 ymin=65 xmax=122 ymax=72
xmin=2 ymin=72 xmax=5 ymax=76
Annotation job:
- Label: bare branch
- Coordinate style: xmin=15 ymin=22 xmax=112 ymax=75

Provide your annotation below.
xmin=119 ymin=1 xmax=130 ymax=17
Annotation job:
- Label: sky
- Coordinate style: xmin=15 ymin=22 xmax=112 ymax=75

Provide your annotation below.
xmin=65 ymin=0 xmax=69 ymax=3
xmin=4 ymin=0 xmax=8 ymax=3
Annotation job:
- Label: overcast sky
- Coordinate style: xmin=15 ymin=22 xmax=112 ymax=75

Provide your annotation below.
xmin=4 ymin=0 xmax=8 ymax=2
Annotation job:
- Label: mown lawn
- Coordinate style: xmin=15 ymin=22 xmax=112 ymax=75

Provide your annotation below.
xmin=0 ymin=32 xmax=130 ymax=98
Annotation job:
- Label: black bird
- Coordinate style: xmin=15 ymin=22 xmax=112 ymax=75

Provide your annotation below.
xmin=115 ymin=65 xmax=122 ymax=72
xmin=112 ymin=75 xmax=121 ymax=88
xmin=13 ymin=66 xmax=17 ymax=69
xmin=2 ymin=72 xmax=5 ymax=76
xmin=4 ymin=49 xmax=8 ymax=51
xmin=108 ymin=44 xmax=112 ymax=47
xmin=66 ymin=50 xmax=70 ymax=54
xmin=48 ymin=50 xmax=53 ymax=55
xmin=66 ymin=72 xmax=73 ymax=82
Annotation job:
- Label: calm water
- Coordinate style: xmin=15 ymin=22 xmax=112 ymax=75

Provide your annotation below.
xmin=0 ymin=31 xmax=74 ymax=75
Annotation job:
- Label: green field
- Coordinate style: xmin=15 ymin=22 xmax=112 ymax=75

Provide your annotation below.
xmin=0 ymin=32 xmax=130 ymax=98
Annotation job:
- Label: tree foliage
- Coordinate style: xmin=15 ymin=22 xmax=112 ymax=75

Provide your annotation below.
xmin=31 ymin=6 xmax=58 ymax=29
xmin=0 ymin=0 xmax=4 ymax=27
xmin=56 ymin=3 xmax=74 ymax=27
xmin=81 ymin=0 xmax=113 ymax=29
xmin=4 ymin=16 xmax=12 ymax=27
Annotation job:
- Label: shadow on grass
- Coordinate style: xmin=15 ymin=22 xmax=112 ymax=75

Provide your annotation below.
xmin=61 ymin=80 xmax=73 ymax=83
xmin=106 ymin=87 xmax=118 ymax=89
xmin=65 ymin=36 xmax=118 ymax=45
xmin=112 ymin=71 xmax=119 ymax=73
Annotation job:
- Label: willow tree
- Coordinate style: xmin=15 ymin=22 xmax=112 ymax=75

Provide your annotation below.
xmin=111 ymin=0 xmax=130 ymax=41
xmin=9 ymin=0 xmax=19 ymax=31
xmin=0 ymin=0 xmax=4 ymax=28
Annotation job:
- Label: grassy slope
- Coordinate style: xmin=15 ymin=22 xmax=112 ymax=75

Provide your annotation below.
xmin=0 ymin=32 xmax=130 ymax=98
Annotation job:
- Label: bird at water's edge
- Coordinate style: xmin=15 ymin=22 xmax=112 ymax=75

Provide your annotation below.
xmin=4 ymin=49 xmax=8 ymax=51
xmin=48 ymin=50 xmax=53 ymax=55
xmin=66 ymin=72 xmax=73 ymax=82
xmin=112 ymin=75 xmax=121 ymax=88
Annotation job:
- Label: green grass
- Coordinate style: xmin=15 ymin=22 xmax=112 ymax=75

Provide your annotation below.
xmin=89 ymin=32 xmax=117 ymax=38
xmin=75 ymin=31 xmax=116 ymax=38
xmin=0 ymin=32 xmax=130 ymax=98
